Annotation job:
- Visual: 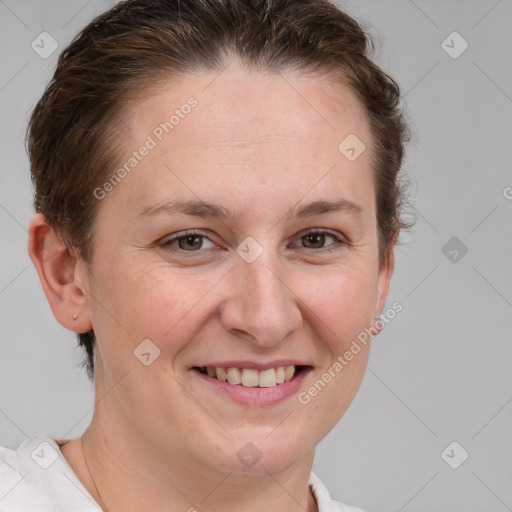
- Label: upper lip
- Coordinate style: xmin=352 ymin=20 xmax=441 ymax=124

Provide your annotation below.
xmin=191 ymin=360 xmax=311 ymax=371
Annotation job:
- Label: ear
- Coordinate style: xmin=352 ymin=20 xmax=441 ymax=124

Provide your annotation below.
xmin=28 ymin=213 xmax=93 ymax=333
xmin=371 ymin=231 xmax=398 ymax=336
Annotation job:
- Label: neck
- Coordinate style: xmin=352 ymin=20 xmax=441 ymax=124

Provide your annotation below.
xmin=76 ymin=411 xmax=318 ymax=512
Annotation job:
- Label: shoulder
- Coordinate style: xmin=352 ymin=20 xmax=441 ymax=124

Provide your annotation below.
xmin=309 ymin=471 xmax=369 ymax=512
xmin=0 ymin=435 xmax=97 ymax=511
xmin=0 ymin=438 xmax=48 ymax=510
xmin=0 ymin=441 xmax=22 ymax=493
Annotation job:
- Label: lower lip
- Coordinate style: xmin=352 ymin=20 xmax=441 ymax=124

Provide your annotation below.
xmin=190 ymin=367 xmax=313 ymax=406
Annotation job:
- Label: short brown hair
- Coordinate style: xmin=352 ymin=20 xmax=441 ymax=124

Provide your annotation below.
xmin=26 ymin=0 xmax=413 ymax=381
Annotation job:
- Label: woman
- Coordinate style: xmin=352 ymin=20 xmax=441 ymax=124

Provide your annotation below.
xmin=0 ymin=0 xmax=411 ymax=510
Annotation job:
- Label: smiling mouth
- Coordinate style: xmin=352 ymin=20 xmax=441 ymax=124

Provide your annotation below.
xmin=192 ymin=365 xmax=309 ymax=388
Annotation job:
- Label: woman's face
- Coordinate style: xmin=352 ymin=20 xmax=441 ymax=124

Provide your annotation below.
xmin=80 ymin=67 xmax=394 ymax=476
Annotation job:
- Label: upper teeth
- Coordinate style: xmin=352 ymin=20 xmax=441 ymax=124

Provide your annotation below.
xmin=202 ymin=365 xmax=296 ymax=387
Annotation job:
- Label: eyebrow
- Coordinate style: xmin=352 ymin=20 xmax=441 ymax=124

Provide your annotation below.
xmin=135 ymin=198 xmax=364 ymax=223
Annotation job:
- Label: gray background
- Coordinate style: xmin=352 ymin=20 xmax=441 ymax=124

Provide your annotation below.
xmin=1 ymin=1 xmax=511 ymax=511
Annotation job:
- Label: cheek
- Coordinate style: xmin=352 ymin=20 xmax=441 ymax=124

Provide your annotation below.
xmin=302 ymin=262 xmax=378 ymax=341
xmin=297 ymin=268 xmax=374 ymax=432
xmin=296 ymin=263 xmax=375 ymax=418
xmin=94 ymin=259 xmax=224 ymax=350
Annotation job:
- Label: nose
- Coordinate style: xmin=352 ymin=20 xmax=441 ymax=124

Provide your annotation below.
xmin=219 ymin=250 xmax=303 ymax=348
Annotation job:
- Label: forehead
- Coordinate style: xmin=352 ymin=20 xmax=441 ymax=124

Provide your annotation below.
xmin=105 ymin=67 xmax=374 ymax=219
xmin=131 ymin=67 xmax=370 ymax=148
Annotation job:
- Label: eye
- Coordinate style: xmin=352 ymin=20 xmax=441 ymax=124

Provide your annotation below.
xmin=160 ymin=230 xmax=216 ymax=252
xmin=291 ymin=229 xmax=346 ymax=252
xmin=158 ymin=228 xmax=347 ymax=256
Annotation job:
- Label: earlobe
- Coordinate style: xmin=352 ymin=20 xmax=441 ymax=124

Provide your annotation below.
xmin=28 ymin=213 xmax=92 ymax=333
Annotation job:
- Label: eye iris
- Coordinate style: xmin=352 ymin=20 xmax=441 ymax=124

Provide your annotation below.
xmin=178 ymin=235 xmax=203 ymax=251
xmin=303 ymin=233 xmax=325 ymax=248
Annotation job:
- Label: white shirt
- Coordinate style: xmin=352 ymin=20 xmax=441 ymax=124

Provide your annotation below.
xmin=0 ymin=435 xmax=367 ymax=512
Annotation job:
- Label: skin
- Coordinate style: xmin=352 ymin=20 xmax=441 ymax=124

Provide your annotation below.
xmin=28 ymin=62 xmax=396 ymax=512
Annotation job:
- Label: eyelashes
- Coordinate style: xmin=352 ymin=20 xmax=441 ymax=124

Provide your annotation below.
xmin=158 ymin=228 xmax=348 ymax=256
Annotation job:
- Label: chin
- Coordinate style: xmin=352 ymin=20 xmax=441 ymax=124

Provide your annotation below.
xmin=210 ymin=431 xmax=312 ymax=478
